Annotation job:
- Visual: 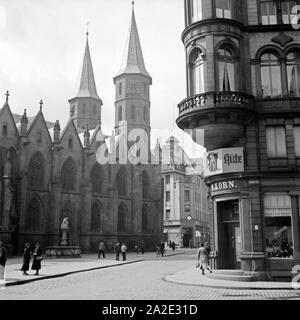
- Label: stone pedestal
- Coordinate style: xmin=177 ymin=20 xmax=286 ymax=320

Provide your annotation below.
xmin=44 ymin=246 xmax=81 ymax=257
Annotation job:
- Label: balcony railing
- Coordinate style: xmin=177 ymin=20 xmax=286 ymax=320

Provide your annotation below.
xmin=178 ymin=91 xmax=254 ymax=116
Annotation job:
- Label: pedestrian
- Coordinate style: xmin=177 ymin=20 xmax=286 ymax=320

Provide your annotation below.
xmin=197 ymin=243 xmax=212 ymax=275
xmin=141 ymin=240 xmax=145 ymax=255
xmin=115 ymin=242 xmax=121 ymax=261
xmin=172 ymin=241 xmax=176 ymax=251
xmin=0 ymin=241 xmax=7 ymax=281
xmin=134 ymin=244 xmax=138 ymax=254
xmin=98 ymin=241 xmax=106 ymax=259
xmin=31 ymin=243 xmax=43 ymax=275
xmin=160 ymin=240 xmax=165 ymax=257
xmin=121 ymin=242 xmax=127 ymax=261
xmin=21 ymin=243 xmax=31 ymax=275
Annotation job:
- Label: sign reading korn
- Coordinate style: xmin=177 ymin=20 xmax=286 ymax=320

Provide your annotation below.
xmin=204 ymin=148 xmax=244 ymax=177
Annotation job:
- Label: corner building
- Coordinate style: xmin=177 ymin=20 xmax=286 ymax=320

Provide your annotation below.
xmin=177 ymin=0 xmax=300 ymax=280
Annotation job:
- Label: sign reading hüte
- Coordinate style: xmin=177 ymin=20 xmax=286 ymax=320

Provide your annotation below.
xmin=204 ymin=147 xmax=244 ymax=177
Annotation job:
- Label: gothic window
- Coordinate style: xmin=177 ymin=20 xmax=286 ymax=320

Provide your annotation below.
xmin=117 ymin=203 xmax=127 ymax=232
xmin=61 ymin=157 xmax=76 ymax=191
xmin=118 ymin=106 xmax=122 ymax=122
xmin=116 ymin=166 xmax=127 ymax=196
xmin=142 ymin=205 xmax=148 ymax=231
xmin=217 ymin=44 xmax=237 ymax=91
xmin=142 ymin=170 xmax=150 ymax=199
xmin=189 ymin=48 xmax=205 ymax=95
xmin=119 ymin=83 xmax=122 ymax=95
xmin=2 ymin=122 xmax=7 ymax=136
xmin=90 ymin=163 xmax=103 ymax=194
xmin=68 ymin=136 xmax=73 ymax=150
xmin=131 ymin=105 xmax=136 ymax=120
xmin=28 ymin=152 xmax=45 ymax=188
xmin=36 ymin=129 xmax=42 ymax=144
xmin=91 ymin=201 xmax=102 ymax=232
xmin=25 ymin=197 xmax=42 ymax=231
xmin=216 ymin=0 xmax=232 ymax=18
xmin=287 ymin=50 xmax=300 ymax=97
xmin=260 ymin=53 xmax=282 ymax=98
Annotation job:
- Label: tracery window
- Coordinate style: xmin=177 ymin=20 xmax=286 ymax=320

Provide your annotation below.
xmin=61 ymin=157 xmax=76 ymax=191
xmin=118 ymin=203 xmax=127 ymax=232
xmin=28 ymin=152 xmax=45 ymax=187
xmin=90 ymin=163 xmax=103 ymax=194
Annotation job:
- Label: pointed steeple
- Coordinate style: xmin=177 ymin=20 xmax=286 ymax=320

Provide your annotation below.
xmin=76 ymin=33 xmax=102 ymax=102
xmin=114 ymin=2 xmax=151 ymax=81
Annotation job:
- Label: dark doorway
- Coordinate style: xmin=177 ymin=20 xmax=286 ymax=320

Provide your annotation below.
xmin=217 ymin=200 xmax=241 ymax=269
xmin=182 ymin=228 xmax=193 ymax=247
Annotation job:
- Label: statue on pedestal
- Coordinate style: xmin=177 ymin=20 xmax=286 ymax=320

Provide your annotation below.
xmin=60 ymin=217 xmax=71 ymax=246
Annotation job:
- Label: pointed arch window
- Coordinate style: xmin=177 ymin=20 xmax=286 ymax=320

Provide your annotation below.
xmin=68 ymin=136 xmax=73 ymax=151
xmin=28 ymin=152 xmax=45 ymax=187
xmin=116 ymin=167 xmax=126 ymax=196
xmin=260 ymin=53 xmax=282 ymax=98
xmin=91 ymin=201 xmax=102 ymax=232
xmin=90 ymin=163 xmax=103 ymax=194
xmin=2 ymin=122 xmax=8 ymax=136
xmin=217 ymin=45 xmax=237 ymax=91
xmin=287 ymin=51 xmax=300 ymax=97
xmin=61 ymin=157 xmax=76 ymax=191
xmin=118 ymin=203 xmax=127 ymax=232
xmin=142 ymin=205 xmax=148 ymax=231
xmin=36 ymin=129 xmax=42 ymax=144
xmin=189 ymin=48 xmax=205 ymax=95
xmin=142 ymin=171 xmax=151 ymax=199
xmin=25 ymin=197 xmax=42 ymax=231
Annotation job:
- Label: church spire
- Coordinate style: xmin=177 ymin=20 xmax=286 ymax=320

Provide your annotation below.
xmin=76 ymin=31 xmax=102 ymax=101
xmin=114 ymin=3 xmax=151 ymax=82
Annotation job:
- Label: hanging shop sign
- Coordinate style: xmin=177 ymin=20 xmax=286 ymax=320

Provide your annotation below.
xmin=204 ymin=147 xmax=244 ymax=177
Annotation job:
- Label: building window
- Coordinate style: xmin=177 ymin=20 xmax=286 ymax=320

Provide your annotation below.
xmin=260 ymin=0 xmax=277 ymax=24
xmin=191 ymin=0 xmax=203 ymax=22
xmin=165 ymin=175 xmax=170 ymax=184
xmin=61 ymin=157 xmax=76 ymax=191
xmin=260 ymin=53 xmax=282 ymax=98
xmin=119 ymin=83 xmax=122 ymax=95
xmin=165 ymin=209 xmax=171 ymax=220
xmin=91 ymin=201 xmax=102 ymax=232
xmin=68 ymin=136 xmax=73 ymax=150
xmin=185 ymin=190 xmax=190 ymax=202
xmin=118 ymin=106 xmax=122 ymax=122
xmin=266 ymin=126 xmax=287 ymax=158
xmin=293 ymin=126 xmax=300 ymax=156
xmin=264 ymin=193 xmax=293 ymax=258
xmin=142 ymin=171 xmax=150 ymax=199
xmin=166 ymin=191 xmax=170 ymax=202
xmin=287 ymin=51 xmax=300 ymax=97
xmin=118 ymin=203 xmax=127 ymax=232
xmin=36 ymin=129 xmax=42 ymax=144
xmin=25 ymin=197 xmax=42 ymax=231
xmin=28 ymin=152 xmax=45 ymax=187
xmin=217 ymin=44 xmax=237 ymax=91
xmin=116 ymin=166 xmax=126 ymax=196
xmin=2 ymin=122 xmax=7 ymax=136
xmin=216 ymin=0 xmax=232 ymax=19
xmin=189 ymin=48 xmax=205 ymax=95
xmin=90 ymin=163 xmax=103 ymax=193
xmin=282 ymin=0 xmax=297 ymax=24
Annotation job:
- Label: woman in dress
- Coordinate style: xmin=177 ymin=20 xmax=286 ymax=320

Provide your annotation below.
xmin=31 ymin=243 xmax=42 ymax=275
xmin=197 ymin=243 xmax=212 ymax=275
xmin=21 ymin=243 xmax=31 ymax=275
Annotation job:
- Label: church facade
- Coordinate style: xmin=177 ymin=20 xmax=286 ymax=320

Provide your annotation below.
xmin=0 ymin=6 xmax=163 ymax=254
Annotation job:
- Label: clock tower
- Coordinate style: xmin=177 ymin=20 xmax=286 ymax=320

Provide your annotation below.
xmin=113 ymin=3 xmax=152 ymax=150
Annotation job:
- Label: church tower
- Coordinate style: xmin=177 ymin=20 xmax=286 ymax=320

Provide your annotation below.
xmin=113 ymin=2 xmax=152 ymax=146
xmin=69 ymin=32 xmax=103 ymax=130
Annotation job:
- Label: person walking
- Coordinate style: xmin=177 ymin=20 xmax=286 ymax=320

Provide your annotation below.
xmin=197 ymin=243 xmax=212 ymax=275
xmin=141 ymin=240 xmax=145 ymax=255
xmin=0 ymin=241 xmax=7 ymax=281
xmin=121 ymin=242 xmax=127 ymax=261
xmin=98 ymin=241 xmax=106 ymax=259
xmin=21 ymin=243 xmax=31 ymax=275
xmin=171 ymin=241 xmax=176 ymax=251
xmin=31 ymin=243 xmax=43 ymax=275
xmin=115 ymin=242 xmax=121 ymax=261
xmin=160 ymin=241 xmax=165 ymax=257
xmin=134 ymin=244 xmax=139 ymax=254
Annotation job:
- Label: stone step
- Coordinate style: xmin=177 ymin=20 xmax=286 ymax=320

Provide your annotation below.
xmin=205 ymin=272 xmax=253 ymax=282
xmin=211 ymin=269 xmax=245 ymax=276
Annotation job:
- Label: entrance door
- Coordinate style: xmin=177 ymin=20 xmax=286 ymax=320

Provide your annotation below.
xmin=217 ymin=200 xmax=241 ymax=269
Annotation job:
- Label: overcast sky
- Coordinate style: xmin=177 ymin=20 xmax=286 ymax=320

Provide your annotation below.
xmin=0 ymin=0 xmax=206 ymax=156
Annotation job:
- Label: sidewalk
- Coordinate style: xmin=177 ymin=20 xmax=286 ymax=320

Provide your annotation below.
xmin=164 ymin=266 xmax=297 ymax=290
xmin=0 ymin=250 xmax=184 ymax=287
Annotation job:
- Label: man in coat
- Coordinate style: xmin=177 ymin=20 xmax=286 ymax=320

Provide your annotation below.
xmin=98 ymin=241 xmax=106 ymax=259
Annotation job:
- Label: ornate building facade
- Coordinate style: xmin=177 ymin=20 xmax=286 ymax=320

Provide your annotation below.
xmin=0 ymin=5 xmax=163 ymax=254
xmin=177 ymin=0 xmax=300 ymax=280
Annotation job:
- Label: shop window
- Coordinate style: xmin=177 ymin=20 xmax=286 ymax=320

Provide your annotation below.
xmin=264 ymin=193 xmax=294 ymax=258
xmin=287 ymin=51 xmax=300 ymax=97
xmin=189 ymin=48 xmax=205 ymax=95
xmin=217 ymin=44 xmax=237 ymax=91
xmin=216 ymin=0 xmax=232 ymax=19
xmin=266 ymin=126 xmax=287 ymax=158
xmin=260 ymin=53 xmax=282 ymax=98
xmin=294 ymin=126 xmax=300 ymax=156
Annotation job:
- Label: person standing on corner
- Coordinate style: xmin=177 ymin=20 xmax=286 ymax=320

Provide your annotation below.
xmin=0 ymin=241 xmax=7 ymax=281
xmin=141 ymin=240 xmax=145 ymax=255
xmin=115 ymin=242 xmax=121 ymax=261
xmin=197 ymin=243 xmax=212 ymax=275
xmin=160 ymin=240 xmax=165 ymax=257
xmin=121 ymin=242 xmax=127 ymax=261
xmin=98 ymin=241 xmax=106 ymax=259
xmin=31 ymin=243 xmax=43 ymax=275
xmin=21 ymin=243 xmax=31 ymax=275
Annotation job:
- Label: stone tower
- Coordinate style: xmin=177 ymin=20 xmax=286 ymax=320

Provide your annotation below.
xmin=113 ymin=3 xmax=152 ymax=156
xmin=68 ymin=32 xmax=103 ymax=130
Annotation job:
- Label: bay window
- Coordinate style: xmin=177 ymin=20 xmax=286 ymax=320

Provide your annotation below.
xmin=189 ymin=48 xmax=205 ymax=95
xmin=287 ymin=51 xmax=300 ymax=97
xmin=217 ymin=45 xmax=237 ymax=91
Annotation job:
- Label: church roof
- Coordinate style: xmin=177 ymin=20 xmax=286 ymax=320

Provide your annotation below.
xmin=114 ymin=4 xmax=151 ymax=81
xmin=73 ymin=35 xmax=102 ymax=102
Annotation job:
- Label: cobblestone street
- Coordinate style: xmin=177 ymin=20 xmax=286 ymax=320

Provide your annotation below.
xmin=1 ymin=253 xmax=300 ymax=300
